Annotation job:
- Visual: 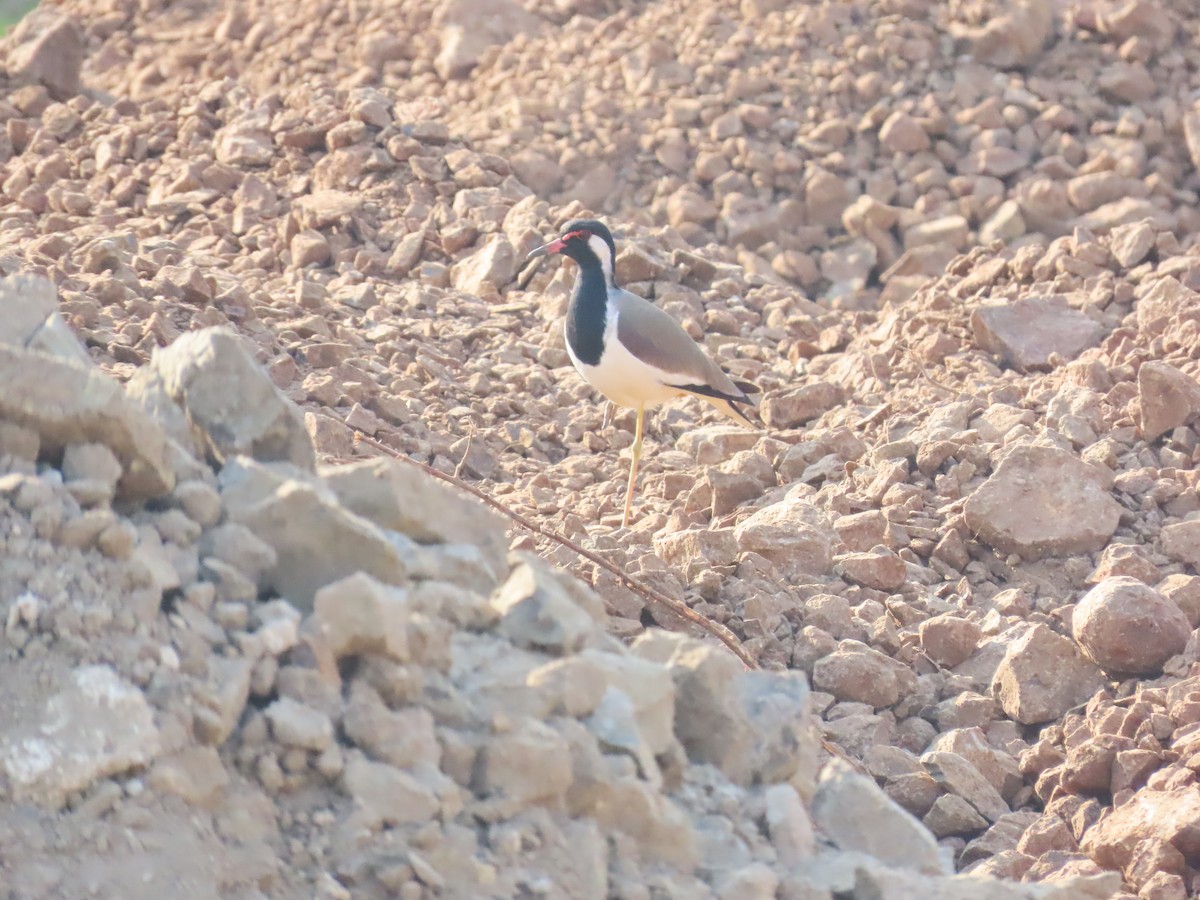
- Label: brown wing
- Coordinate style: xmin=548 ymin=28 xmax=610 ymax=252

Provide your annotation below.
xmin=611 ymin=289 xmax=747 ymax=401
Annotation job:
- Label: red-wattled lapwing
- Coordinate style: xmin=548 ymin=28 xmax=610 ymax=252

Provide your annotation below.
xmin=527 ymin=219 xmax=759 ymax=527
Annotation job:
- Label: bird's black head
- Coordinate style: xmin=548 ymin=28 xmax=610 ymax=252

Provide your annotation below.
xmin=527 ymin=218 xmax=618 ymax=283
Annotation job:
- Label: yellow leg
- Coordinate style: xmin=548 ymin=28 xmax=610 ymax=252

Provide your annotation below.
xmin=622 ymin=404 xmax=645 ymax=528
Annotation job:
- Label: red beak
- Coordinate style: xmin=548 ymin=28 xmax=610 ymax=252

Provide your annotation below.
xmin=526 ymin=237 xmax=567 ymax=259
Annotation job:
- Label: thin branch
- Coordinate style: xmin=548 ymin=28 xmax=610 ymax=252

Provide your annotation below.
xmin=348 ymin=429 xmax=758 ymax=669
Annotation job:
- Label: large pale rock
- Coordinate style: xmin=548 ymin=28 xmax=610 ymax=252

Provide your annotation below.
xmin=761 ymin=382 xmax=844 ymax=429
xmin=476 ymin=718 xmax=572 ymax=813
xmin=1137 ymin=361 xmax=1200 ymax=441
xmin=311 ymin=572 xmax=421 ymax=661
xmin=733 ymin=498 xmax=833 ymax=579
xmin=433 ymin=0 xmax=540 ymax=79
xmin=150 ymin=327 xmax=314 ymax=470
xmin=971 ymin=297 xmax=1105 ymax=370
xmin=1161 ymin=519 xmax=1200 ymax=568
xmin=636 ymin=633 xmax=817 ymax=790
xmin=0 ymin=274 xmax=91 ymax=365
xmin=222 ymin=465 xmax=408 ymax=609
xmin=921 ymin=751 xmax=1009 ymax=824
xmin=0 ymin=665 xmax=160 ymax=807
xmin=0 ymin=344 xmax=174 ymax=500
xmin=320 ymin=457 xmax=508 ymax=580
xmin=1072 ymin=577 xmax=1191 ymax=674
xmin=343 ymin=753 xmax=441 ymax=827
xmin=490 ymin=560 xmax=604 ymax=655
xmin=6 ymin=10 xmax=85 ymax=99
xmin=1082 ymin=788 xmax=1200 ymax=871
xmin=964 ymin=444 xmax=1120 ymax=559
xmin=810 ymin=759 xmax=945 ymax=875
xmin=450 ymin=235 xmax=517 ymax=295
xmin=813 ymin=640 xmax=914 ymax=709
xmin=990 ymin=625 xmax=1104 ymax=724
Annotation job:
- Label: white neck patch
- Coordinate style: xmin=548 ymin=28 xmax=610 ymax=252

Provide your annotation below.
xmin=588 ymin=233 xmax=615 ymax=286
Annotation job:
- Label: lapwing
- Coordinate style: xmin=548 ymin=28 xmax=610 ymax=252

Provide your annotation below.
xmin=526 ymin=218 xmax=759 ymax=527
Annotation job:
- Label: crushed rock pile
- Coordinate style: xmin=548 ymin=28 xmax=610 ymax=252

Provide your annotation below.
xmin=1 ymin=0 xmax=1200 ymax=898
xmin=0 ymin=277 xmax=1118 ymax=899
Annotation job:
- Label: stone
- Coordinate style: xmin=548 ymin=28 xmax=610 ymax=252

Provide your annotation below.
xmin=733 ymin=498 xmax=834 ymax=580
xmin=964 ymin=444 xmax=1121 ymax=559
xmin=433 ymin=0 xmax=540 ymax=79
xmin=582 ymin=647 xmax=676 ymax=755
xmin=1157 ymin=574 xmax=1200 ymax=628
xmin=0 ymin=665 xmax=160 ymax=807
xmin=223 ymin=470 xmax=407 ymax=610
xmin=147 ymin=746 xmax=230 ymax=809
xmin=764 ymin=784 xmax=815 ymax=865
xmin=879 ymin=111 xmax=930 ymax=153
xmin=61 ymin=442 xmax=122 ymax=492
xmin=320 ymin=457 xmax=509 ymax=580
xmin=0 ymin=274 xmax=90 ymax=365
xmin=1088 ymin=543 xmax=1160 ymax=585
xmin=1161 ymin=519 xmax=1200 ymax=568
xmin=342 ymin=753 xmax=440 ymax=827
xmin=924 ymin=794 xmax=989 ymax=837
xmin=1072 ymin=577 xmax=1191 ymax=675
xmin=490 ymin=560 xmax=603 ymax=655
xmin=965 ymin=0 xmax=1051 ymax=68
xmin=971 ymin=297 xmax=1105 ymax=370
xmin=810 ymin=758 xmax=945 ymax=875
xmin=837 ymin=546 xmax=906 ymax=591
xmin=919 ymin=615 xmax=982 ymax=668
xmin=1137 ymin=361 xmax=1200 ymax=441
xmin=264 ymin=697 xmax=334 ymax=751
xmin=761 ymin=382 xmax=845 ymax=429
xmin=6 ymin=11 xmax=85 ymax=99
xmin=991 ymin=625 xmax=1105 ymax=724
xmin=311 ymin=572 xmax=418 ymax=661
xmin=0 ymin=344 xmax=174 ymax=500
xmin=813 ymin=640 xmax=911 ymax=709
xmin=1081 ymin=788 xmax=1200 ymax=871
xmin=477 ymin=718 xmax=572 ymax=811
xmin=195 ymin=657 xmax=253 ymax=746
xmin=450 ymin=234 xmax=517 ymax=295
xmin=653 ymin=527 xmax=738 ymax=571
xmin=922 ymin=751 xmax=1010 ymax=823
xmin=1109 ymin=220 xmax=1156 ymax=268
xmin=149 ymin=327 xmax=315 ymax=470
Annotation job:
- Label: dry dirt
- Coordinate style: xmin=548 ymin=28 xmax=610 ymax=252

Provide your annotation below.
xmin=2 ymin=0 xmax=1200 ymax=897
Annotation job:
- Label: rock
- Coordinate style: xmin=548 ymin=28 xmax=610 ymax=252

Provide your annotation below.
xmin=646 ymin=635 xmax=816 ymax=788
xmin=922 ymin=751 xmax=1009 ymax=823
xmin=653 ymin=527 xmax=738 ymax=571
xmin=1109 ymin=219 xmax=1156 ymax=268
xmin=0 ymin=345 xmax=174 ymax=501
xmin=147 ymin=747 xmax=230 ymax=809
xmin=195 ymin=657 xmax=253 ymax=746
xmin=61 ymin=442 xmax=122 ymax=494
xmin=761 ymin=382 xmax=845 ymax=429
xmin=450 ymin=234 xmax=516 ymax=295
xmin=264 ymin=697 xmax=334 ymax=751
xmin=1157 ymin=574 xmax=1200 ymax=628
xmin=1137 ymin=361 xmax=1200 ymax=441
xmin=1081 ymin=788 xmax=1200 ymax=871
xmin=342 ymin=753 xmax=441 ymax=827
xmin=476 ymin=718 xmax=572 ymax=812
xmin=1160 ymin=520 xmax=1200 ymax=568
xmin=810 ymin=759 xmax=945 ymax=875
xmin=764 ymin=784 xmax=816 ymax=865
xmin=971 ymin=297 xmax=1105 ymax=370
xmin=733 ymin=498 xmax=834 ymax=580
xmin=990 ymin=625 xmax=1105 ymax=724
xmin=222 ymin=468 xmax=408 ymax=609
xmin=813 ymin=640 xmax=912 ymax=709
xmin=924 ymin=794 xmax=989 ymax=838
xmin=964 ymin=0 xmax=1051 ymax=68
xmin=1072 ymin=577 xmax=1191 ymax=675
xmin=490 ymin=559 xmax=603 ymax=655
xmin=964 ymin=444 xmax=1121 ymax=559
xmin=6 ymin=11 xmax=85 ymax=99
xmin=878 ymin=111 xmax=930 ymax=153
xmin=320 ymin=457 xmax=509 ymax=581
xmin=0 ymin=665 xmax=160 ymax=808
xmin=311 ymin=572 xmax=419 ymax=661
xmin=0 ymin=274 xmax=91 ymax=365
xmin=979 ymin=200 xmax=1027 ymax=244
xmin=581 ymin=648 xmax=676 ymax=755
xmin=837 ymin=546 xmax=906 ymax=591
xmin=919 ymin=615 xmax=982 ymax=668
xmin=433 ymin=0 xmax=540 ymax=79
xmin=150 ymin=327 xmax=315 ymax=470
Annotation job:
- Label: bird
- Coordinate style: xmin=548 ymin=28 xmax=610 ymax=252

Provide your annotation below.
xmin=526 ymin=218 xmax=759 ymax=527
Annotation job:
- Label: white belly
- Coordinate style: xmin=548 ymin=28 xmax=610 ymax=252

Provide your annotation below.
xmin=565 ymin=310 xmax=682 ymax=410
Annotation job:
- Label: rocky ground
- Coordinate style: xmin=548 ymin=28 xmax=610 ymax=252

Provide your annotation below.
xmin=0 ymin=0 xmax=1199 ymax=897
